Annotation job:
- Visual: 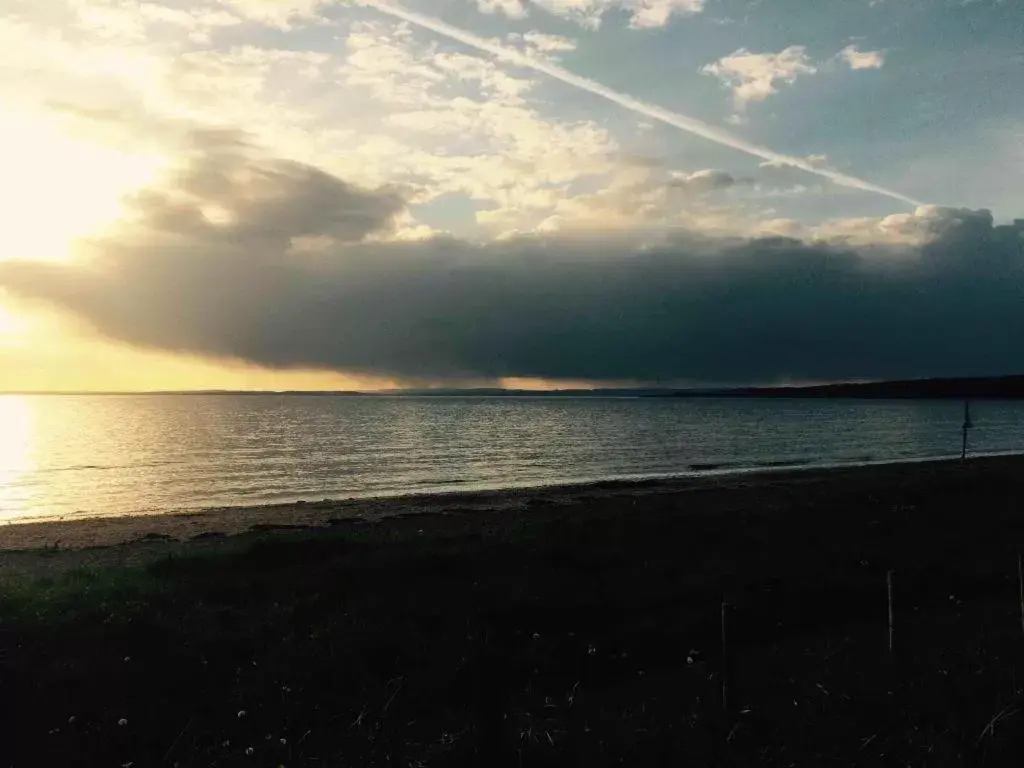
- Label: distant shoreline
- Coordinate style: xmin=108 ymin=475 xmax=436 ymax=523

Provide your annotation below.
xmin=6 ymin=373 xmax=1024 ymax=398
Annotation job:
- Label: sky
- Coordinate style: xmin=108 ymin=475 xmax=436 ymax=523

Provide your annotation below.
xmin=0 ymin=0 xmax=1021 ymax=391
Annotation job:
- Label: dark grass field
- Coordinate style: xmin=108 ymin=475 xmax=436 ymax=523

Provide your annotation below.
xmin=4 ymin=457 xmax=1024 ymax=766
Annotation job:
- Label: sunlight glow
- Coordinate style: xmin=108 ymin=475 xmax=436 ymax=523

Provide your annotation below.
xmin=0 ymin=304 xmax=25 ymax=339
xmin=0 ymin=108 xmax=165 ymax=263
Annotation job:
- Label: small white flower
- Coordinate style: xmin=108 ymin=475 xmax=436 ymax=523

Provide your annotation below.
xmin=686 ymin=656 xmax=694 ymax=665
xmin=280 ymin=737 xmax=288 ymax=745
xmin=118 ymin=718 xmax=128 ymax=727
xmin=237 ymin=710 xmax=247 ymax=718
xmin=124 ymin=656 xmax=131 ymax=663
xmin=532 ymin=632 xmax=540 ymax=640
xmin=68 ymin=716 xmax=76 ymax=724
xmin=587 ymin=645 xmax=596 ymax=656
xmin=245 ymin=746 xmax=254 ymax=756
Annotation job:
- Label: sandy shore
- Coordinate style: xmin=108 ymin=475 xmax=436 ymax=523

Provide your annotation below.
xmin=2 ymin=454 xmax=1020 ymax=576
xmin=0 ymin=456 xmax=980 ymax=549
xmin=0 ymin=462 xmax=864 ymax=551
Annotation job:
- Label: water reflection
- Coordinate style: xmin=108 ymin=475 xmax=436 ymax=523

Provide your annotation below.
xmin=0 ymin=395 xmax=33 ymax=522
xmin=2 ymin=395 xmax=1024 ymax=522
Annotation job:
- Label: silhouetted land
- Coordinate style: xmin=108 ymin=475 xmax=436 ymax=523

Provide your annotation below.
xmin=10 ymin=373 xmax=1024 ymax=398
xmin=4 ymin=457 xmax=1024 ymax=765
xmin=693 ymin=374 xmax=1024 ymax=399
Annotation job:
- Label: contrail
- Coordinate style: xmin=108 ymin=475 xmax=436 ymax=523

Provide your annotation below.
xmin=355 ymin=0 xmax=923 ymax=207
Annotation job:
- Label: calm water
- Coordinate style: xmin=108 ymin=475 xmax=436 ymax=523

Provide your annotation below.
xmin=1 ymin=394 xmax=1022 ymax=523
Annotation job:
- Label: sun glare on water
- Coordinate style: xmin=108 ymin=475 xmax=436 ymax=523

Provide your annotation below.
xmin=0 ymin=395 xmax=32 ymax=522
xmin=0 ymin=109 xmax=164 ymax=263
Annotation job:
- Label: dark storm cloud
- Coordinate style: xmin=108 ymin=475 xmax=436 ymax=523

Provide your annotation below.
xmin=2 ymin=137 xmax=1023 ymax=385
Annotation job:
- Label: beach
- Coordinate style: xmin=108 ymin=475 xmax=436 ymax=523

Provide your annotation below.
xmin=3 ymin=455 xmax=1024 ymax=765
xmin=2 ymin=453 xmax=1016 ymax=555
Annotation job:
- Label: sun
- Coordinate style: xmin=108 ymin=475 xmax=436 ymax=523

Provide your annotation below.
xmin=0 ymin=304 xmax=24 ymax=338
xmin=0 ymin=108 xmax=165 ymax=263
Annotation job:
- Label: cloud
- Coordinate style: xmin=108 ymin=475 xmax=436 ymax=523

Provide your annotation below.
xmin=533 ymin=164 xmax=749 ymax=233
xmin=3 ymin=137 xmax=1022 ymax=385
xmin=219 ymin=0 xmax=329 ymax=29
xmin=756 ymin=154 xmax=832 ymax=189
xmin=35 ymin=11 xmax=616 ymax=238
xmin=619 ymin=0 xmax=707 ymax=28
xmin=701 ymin=46 xmax=817 ymax=110
xmin=336 ymin=20 xmax=619 ymax=226
xmin=670 ymin=169 xmax=743 ymax=194
xmin=761 ymin=154 xmax=829 ymax=171
xmin=360 ymin=2 xmax=921 ymax=206
xmin=701 ymin=43 xmax=886 ymax=116
xmin=67 ymin=0 xmax=242 ymax=44
xmin=125 ymin=130 xmax=407 ymax=241
xmin=477 ymin=0 xmax=529 ymax=18
xmin=477 ymin=0 xmax=706 ymax=29
xmin=522 ymin=31 xmax=577 ymax=52
xmin=507 ymin=30 xmax=578 ymax=57
xmin=839 ymin=45 xmax=886 ymax=70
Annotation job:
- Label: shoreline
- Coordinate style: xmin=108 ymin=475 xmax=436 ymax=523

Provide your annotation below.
xmin=13 ymin=446 xmax=1021 ymax=530
xmin=2 ymin=452 xmax=1021 ymax=557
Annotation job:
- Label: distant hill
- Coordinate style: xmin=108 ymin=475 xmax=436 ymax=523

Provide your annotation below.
xmin=684 ymin=375 xmax=1024 ymax=400
xmin=12 ymin=377 xmax=1024 ymax=399
xmin=376 ymin=388 xmax=677 ymax=397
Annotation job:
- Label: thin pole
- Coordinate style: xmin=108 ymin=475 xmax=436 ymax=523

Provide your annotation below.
xmin=887 ymin=570 xmax=894 ymax=655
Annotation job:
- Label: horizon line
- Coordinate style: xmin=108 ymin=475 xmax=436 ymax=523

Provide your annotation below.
xmin=6 ymin=374 xmax=1024 ymax=397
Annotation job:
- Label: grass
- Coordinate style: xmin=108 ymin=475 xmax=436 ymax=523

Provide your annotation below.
xmin=4 ymin=458 xmax=1024 ymax=766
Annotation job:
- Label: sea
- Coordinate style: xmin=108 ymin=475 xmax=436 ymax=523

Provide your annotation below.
xmin=1 ymin=394 xmax=1022 ymax=523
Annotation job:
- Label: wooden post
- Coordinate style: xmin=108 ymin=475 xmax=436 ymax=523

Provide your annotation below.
xmin=887 ymin=570 xmax=894 ymax=655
